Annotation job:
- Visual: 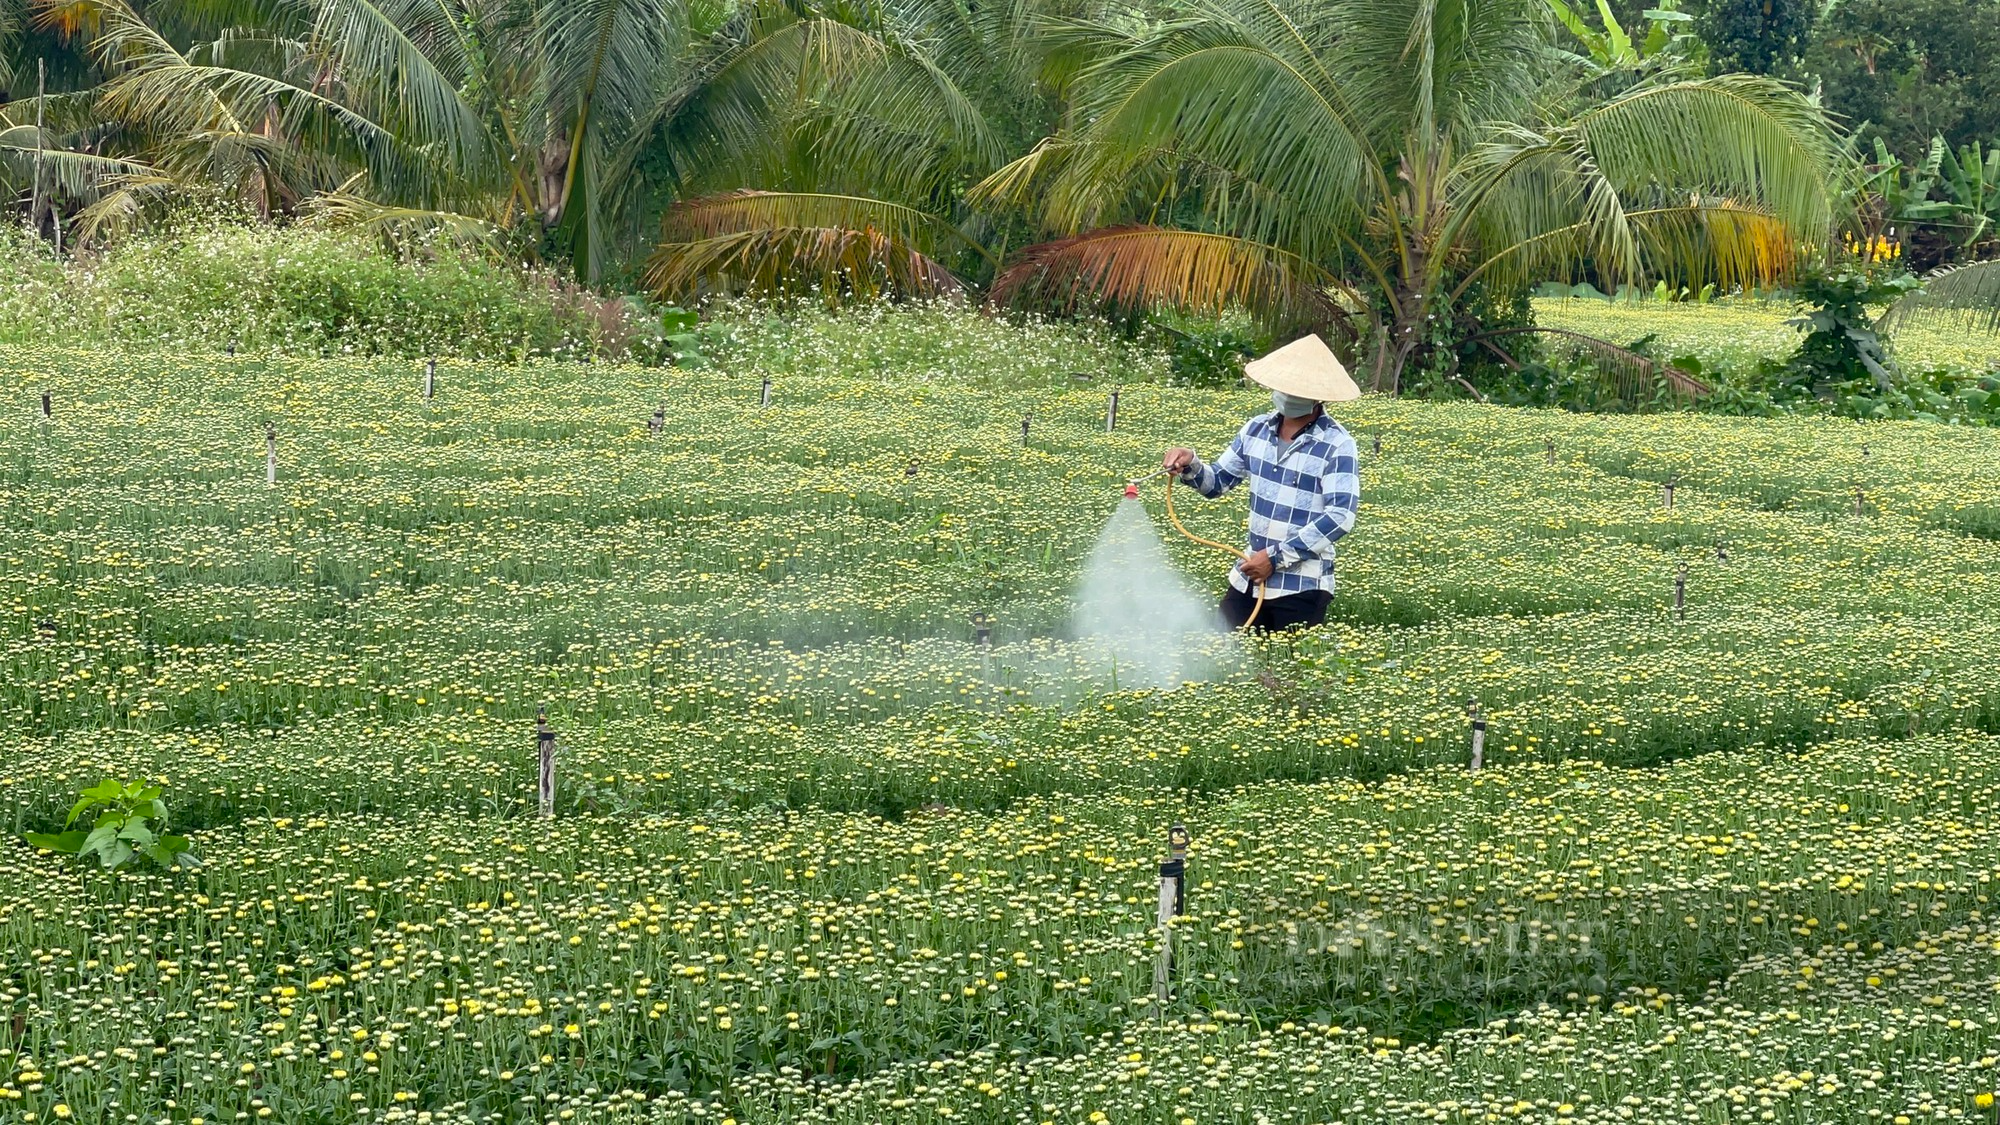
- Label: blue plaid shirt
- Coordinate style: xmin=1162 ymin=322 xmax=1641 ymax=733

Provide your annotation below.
xmin=1179 ymin=411 xmax=1360 ymax=596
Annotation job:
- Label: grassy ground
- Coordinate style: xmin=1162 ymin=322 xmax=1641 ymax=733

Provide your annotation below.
xmin=3 ymin=306 xmax=2000 ymax=1124
xmin=1534 ymin=296 xmax=2000 ymax=376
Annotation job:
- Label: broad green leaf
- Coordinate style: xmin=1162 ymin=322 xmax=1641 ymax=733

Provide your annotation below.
xmin=1595 ymin=0 xmax=1633 ymax=62
xmin=24 ymin=830 xmax=88 ymax=853
xmin=65 ymin=794 xmax=102 ymax=826
xmin=83 ymin=823 xmax=121 ymax=855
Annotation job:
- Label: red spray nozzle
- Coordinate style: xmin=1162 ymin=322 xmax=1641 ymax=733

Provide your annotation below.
xmin=1123 ymin=483 xmax=1139 ymax=499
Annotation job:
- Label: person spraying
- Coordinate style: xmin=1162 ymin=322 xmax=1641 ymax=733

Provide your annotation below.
xmin=1161 ymin=335 xmax=1361 ymax=632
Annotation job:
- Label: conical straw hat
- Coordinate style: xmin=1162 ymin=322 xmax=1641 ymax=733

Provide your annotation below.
xmin=1242 ymin=334 xmax=1362 ymax=403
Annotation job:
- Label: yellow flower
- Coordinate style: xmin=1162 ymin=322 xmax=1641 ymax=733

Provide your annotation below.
xmin=53 ymin=1107 xmax=71 ymax=1120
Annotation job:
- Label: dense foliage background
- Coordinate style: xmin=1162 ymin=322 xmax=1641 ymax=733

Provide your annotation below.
xmin=3 ymin=0 xmax=2000 ymax=411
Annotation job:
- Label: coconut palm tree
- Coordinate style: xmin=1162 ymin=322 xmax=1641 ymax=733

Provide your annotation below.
xmin=979 ymin=0 xmax=1842 ymax=393
xmin=641 ymin=0 xmax=1055 ymax=303
xmin=11 ymin=0 xmax=701 ymax=280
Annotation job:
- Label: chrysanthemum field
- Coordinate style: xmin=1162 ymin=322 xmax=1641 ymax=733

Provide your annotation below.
xmin=5 ymin=312 xmax=2000 ymax=1125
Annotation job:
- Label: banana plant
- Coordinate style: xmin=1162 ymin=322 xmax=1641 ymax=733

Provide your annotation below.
xmin=1865 ymin=135 xmax=1999 ymax=254
xmin=1929 ymin=140 xmax=1998 ymax=250
xmin=1546 ymin=0 xmax=1699 ymax=72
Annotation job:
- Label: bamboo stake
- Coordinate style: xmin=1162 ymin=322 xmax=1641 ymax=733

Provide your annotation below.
xmin=1152 ymin=825 xmax=1189 ymax=1012
xmin=537 ymin=708 xmax=557 ymax=819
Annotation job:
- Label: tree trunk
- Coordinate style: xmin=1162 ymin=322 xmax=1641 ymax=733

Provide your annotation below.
xmin=539 ymin=133 xmax=572 ymax=226
xmin=1375 ymin=281 xmax=1427 ymax=395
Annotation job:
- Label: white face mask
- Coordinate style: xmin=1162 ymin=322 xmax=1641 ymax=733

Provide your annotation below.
xmin=1271 ymin=390 xmax=1319 ymax=418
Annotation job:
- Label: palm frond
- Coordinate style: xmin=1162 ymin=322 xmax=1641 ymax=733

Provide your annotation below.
xmin=990 ymin=224 xmax=1346 ymax=334
xmin=0 ymin=126 xmax=155 ymax=196
xmin=664 ymin=13 xmax=894 ymax=190
xmin=647 ymin=189 xmax=968 ymax=301
xmin=1631 ymin=200 xmax=1797 ymax=291
xmin=646 ymin=229 xmax=963 ymax=302
xmin=661 ymin=188 xmax=968 ymax=245
xmin=1465 ymin=198 xmax=1799 ymax=295
xmin=70 ymin=171 xmax=184 ymax=243
xmin=1881 ymin=260 xmax=2000 ymax=336
xmin=308 ymin=0 xmax=489 ymax=170
xmin=1474 ymin=325 xmax=1710 ymax=401
xmin=1460 ymin=75 xmax=1834 ymax=293
xmin=810 ymin=45 xmax=1006 ymax=200
xmin=1564 ymin=75 xmax=1839 ymax=243
xmin=1326 ymin=0 xmax=1545 ymax=143
xmin=967 ymin=137 xmax=1159 ymax=235
xmin=1057 ymin=13 xmax=1383 ymax=250
xmin=969 ymin=137 xmax=1071 ymax=209
xmin=307 ymin=186 xmax=509 ymax=253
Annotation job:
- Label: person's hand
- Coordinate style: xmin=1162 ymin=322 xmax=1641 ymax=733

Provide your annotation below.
xmin=1163 ymin=447 xmax=1196 ymax=473
xmin=1240 ymin=549 xmax=1274 ymax=582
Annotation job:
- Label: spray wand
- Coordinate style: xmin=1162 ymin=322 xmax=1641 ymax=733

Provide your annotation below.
xmin=1125 ymin=468 xmax=1266 ymax=630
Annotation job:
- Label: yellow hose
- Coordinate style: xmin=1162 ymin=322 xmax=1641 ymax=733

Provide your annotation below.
xmin=1161 ymin=472 xmax=1266 ymax=630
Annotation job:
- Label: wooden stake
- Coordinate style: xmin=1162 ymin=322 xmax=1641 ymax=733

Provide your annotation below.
xmin=1152 ymin=825 xmax=1189 ymax=1012
xmin=1106 ymin=388 xmax=1120 ymax=432
xmin=537 ymin=708 xmax=556 ymax=819
xmin=264 ymin=424 xmax=277 ymax=487
xmin=424 ymin=358 xmax=436 ymax=401
xmin=39 ymin=390 xmax=50 ymax=421
xmin=1662 ymin=477 xmax=1676 ymax=510
xmin=760 ymin=376 xmax=772 ymax=408
xmin=1372 ymin=433 xmax=1381 ymax=458
xmin=1020 ymin=414 xmax=1031 ymax=444
xmin=1468 ymin=701 xmax=1486 ymax=771
xmin=1674 ymin=564 xmax=1688 ymax=621
xmin=648 ymin=405 xmax=665 ymax=436
xmin=1544 ymin=439 xmax=1555 ymax=465
xmin=1853 ymin=486 xmax=1865 ymax=517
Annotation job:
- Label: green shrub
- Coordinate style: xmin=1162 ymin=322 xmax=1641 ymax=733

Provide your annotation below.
xmin=0 ymin=217 xmax=666 ymax=362
xmin=700 ymin=298 xmax=1171 ymax=389
xmin=24 ymin=778 xmax=199 ymax=873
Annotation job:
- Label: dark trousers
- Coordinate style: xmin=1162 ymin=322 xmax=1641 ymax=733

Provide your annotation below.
xmin=1220 ymin=586 xmax=1331 ymax=632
